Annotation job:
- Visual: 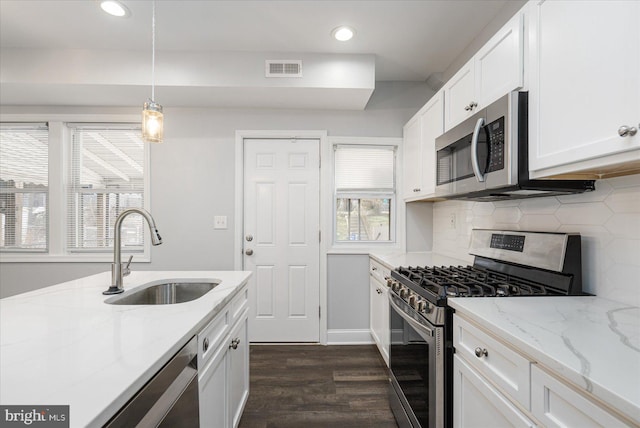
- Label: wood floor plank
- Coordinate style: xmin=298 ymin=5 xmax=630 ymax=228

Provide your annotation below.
xmin=238 ymin=344 xmax=398 ymax=428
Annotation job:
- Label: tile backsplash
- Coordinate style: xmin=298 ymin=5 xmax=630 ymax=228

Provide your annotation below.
xmin=433 ymin=174 xmax=640 ymax=307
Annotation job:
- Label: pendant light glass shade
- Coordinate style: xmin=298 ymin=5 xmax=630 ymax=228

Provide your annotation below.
xmin=142 ymin=100 xmax=163 ymax=143
xmin=142 ymin=1 xmax=163 ymax=143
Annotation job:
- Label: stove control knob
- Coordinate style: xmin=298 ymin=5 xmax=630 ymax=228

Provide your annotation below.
xmin=392 ymin=282 xmax=401 ymax=292
xmin=386 ymin=278 xmax=394 ymax=288
xmin=408 ymin=295 xmax=417 ymax=308
xmin=416 ymin=299 xmax=426 ymax=312
xmin=400 ymin=287 xmax=409 ymax=298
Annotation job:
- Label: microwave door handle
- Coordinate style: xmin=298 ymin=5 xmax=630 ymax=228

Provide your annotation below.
xmin=471 ymin=117 xmax=486 ymax=182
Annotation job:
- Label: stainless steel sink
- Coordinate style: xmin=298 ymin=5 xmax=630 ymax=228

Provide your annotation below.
xmin=106 ymin=281 xmax=219 ymax=305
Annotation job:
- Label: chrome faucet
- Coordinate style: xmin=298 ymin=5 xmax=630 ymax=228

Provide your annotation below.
xmin=103 ymin=208 xmax=163 ymax=295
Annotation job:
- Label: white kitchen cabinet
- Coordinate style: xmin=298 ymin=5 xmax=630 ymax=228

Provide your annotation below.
xmin=528 ymin=0 xmax=640 ymax=179
xmin=454 ymin=355 xmax=537 ymax=428
xmin=444 ymin=12 xmax=524 ymax=131
xmin=531 ymin=365 xmax=629 ymax=428
xmin=199 ymin=285 xmax=249 ymax=428
xmin=369 ymin=257 xmax=390 ymax=366
xmin=402 ymin=115 xmax=423 ymax=198
xmin=403 ymin=90 xmax=444 ymax=201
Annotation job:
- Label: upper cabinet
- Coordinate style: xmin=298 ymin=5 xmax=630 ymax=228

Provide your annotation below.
xmin=403 ymin=91 xmax=444 ymax=201
xmin=444 ymin=13 xmax=524 ymax=131
xmin=528 ymin=0 xmax=640 ymax=179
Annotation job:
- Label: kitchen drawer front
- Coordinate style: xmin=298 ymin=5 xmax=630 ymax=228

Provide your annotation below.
xmin=531 ymin=365 xmax=630 ymax=428
xmin=370 ymin=258 xmax=391 ymax=285
xmin=198 ymin=309 xmax=230 ymax=368
xmin=230 ymin=284 xmax=248 ymax=324
xmin=454 ymin=314 xmax=531 ymax=410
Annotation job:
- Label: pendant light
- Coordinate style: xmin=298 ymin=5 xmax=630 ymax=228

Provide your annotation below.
xmin=142 ymin=0 xmax=163 ymax=143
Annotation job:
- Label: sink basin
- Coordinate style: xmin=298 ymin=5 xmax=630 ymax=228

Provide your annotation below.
xmin=106 ymin=281 xmax=220 ymax=305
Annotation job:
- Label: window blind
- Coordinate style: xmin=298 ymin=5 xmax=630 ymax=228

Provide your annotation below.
xmin=334 ymin=145 xmax=395 ymax=192
xmin=0 ymin=123 xmax=49 ymax=251
xmin=67 ymin=125 xmax=145 ymax=252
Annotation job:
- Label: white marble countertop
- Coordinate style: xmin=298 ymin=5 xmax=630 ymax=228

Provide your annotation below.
xmin=0 ymin=270 xmax=251 ymax=428
xmin=369 ymin=251 xmax=471 ymax=270
xmin=449 ymin=296 xmax=640 ymax=424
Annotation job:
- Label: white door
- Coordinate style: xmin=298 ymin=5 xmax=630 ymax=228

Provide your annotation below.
xmin=243 ymin=138 xmax=320 ymax=342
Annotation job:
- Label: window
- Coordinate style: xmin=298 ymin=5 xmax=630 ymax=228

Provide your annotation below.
xmin=334 ymin=144 xmax=396 ymax=242
xmin=67 ymin=125 xmax=145 ymax=252
xmin=0 ymin=124 xmax=49 ymax=252
xmin=0 ymin=120 xmax=147 ymax=261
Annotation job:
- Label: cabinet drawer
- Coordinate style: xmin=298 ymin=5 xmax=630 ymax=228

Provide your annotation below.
xmin=198 ymin=309 xmax=230 ymax=368
xmin=369 ymin=258 xmax=391 ymax=285
xmin=531 ymin=365 xmax=630 ymax=428
xmin=454 ymin=314 xmax=531 ymax=410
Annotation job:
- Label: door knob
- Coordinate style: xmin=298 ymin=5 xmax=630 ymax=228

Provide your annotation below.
xmin=245 ymin=249 xmax=253 ymax=256
xmin=618 ymin=125 xmax=638 ymax=137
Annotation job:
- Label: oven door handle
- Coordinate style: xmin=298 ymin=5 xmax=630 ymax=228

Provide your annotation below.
xmin=389 ymin=294 xmax=434 ymax=337
xmin=471 ymin=117 xmax=486 ymax=183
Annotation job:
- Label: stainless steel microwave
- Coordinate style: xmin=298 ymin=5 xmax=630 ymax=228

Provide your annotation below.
xmin=435 ymin=92 xmax=595 ymax=201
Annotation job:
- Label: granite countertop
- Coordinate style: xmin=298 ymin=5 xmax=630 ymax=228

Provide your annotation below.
xmin=449 ymin=296 xmax=640 ymax=424
xmin=369 ymin=251 xmax=472 ymax=270
xmin=0 ymin=270 xmax=251 ymax=428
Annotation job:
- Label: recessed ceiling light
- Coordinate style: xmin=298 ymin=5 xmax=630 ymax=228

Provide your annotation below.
xmin=332 ymin=26 xmax=355 ymax=42
xmin=100 ymin=0 xmax=130 ymax=17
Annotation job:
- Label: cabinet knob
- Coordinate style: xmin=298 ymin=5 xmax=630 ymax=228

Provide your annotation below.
xmin=618 ymin=125 xmax=638 ymax=137
xmin=474 ymin=347 xmax=488 ymax=358
xmin=229 ymin=338 xmax=241 ymax=350
xmin=203 ymin=338 xmax=209 ymax=352
xmin=464 ymin=101 xmax=478 ymax=111
xmin=376 ymin=288 xmax=383 ymax=294
xmin=413 ymin=188 xmax=421 ymax=192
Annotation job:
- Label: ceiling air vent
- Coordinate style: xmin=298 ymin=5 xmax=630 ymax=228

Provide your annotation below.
xmin=265 ymin=60 xmax=303 ymax=77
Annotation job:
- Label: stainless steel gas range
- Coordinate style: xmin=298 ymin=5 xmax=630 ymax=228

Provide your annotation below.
xmin=387 ymin=229 xmax=585 ymax=428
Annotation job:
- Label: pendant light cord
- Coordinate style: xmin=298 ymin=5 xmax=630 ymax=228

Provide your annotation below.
xmin=151 ymin=0 xmax=156 ymax=102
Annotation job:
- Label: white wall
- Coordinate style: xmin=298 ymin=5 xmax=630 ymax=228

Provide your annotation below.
xmin=432 ymin=174 xmax=640 ymax=308
xmin=0 ymin=82 xmax=435 ymax=336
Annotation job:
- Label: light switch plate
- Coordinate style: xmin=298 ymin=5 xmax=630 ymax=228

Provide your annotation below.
xmin=214 ymin=216 xmax=227 ymax=229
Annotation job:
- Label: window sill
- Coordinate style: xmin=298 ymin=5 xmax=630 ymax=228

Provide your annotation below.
xmin=327 ymin=242 xmax=404 ymax=255
xmin=0 ymin=254 xmax=151 ymax=263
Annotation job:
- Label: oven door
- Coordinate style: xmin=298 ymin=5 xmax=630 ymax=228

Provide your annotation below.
xmin=388 ymin=293 xmax=444 ymax=428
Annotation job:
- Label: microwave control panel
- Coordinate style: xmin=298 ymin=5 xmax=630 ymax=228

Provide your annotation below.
xmin=487 ymin=117 xmax=505 ymax=173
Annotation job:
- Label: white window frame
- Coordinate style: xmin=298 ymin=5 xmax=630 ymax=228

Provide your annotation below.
xmin=0 ymin=114 xmax=150 ymax=263
xmin=327 ymin=136 xmax=405 ymax=252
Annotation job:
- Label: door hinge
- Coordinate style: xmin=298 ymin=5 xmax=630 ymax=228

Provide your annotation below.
xmin=319 ymin=230 xmax=321 ymax=243
xmin=319 ymin=306 xmax=321 ymax=318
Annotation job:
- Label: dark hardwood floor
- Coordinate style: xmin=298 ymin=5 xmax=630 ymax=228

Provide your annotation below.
xmin=238 ymin=344 xmax=399 ymax=428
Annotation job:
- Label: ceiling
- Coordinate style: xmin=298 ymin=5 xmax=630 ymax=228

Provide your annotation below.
xmin=0 ymin=0 xmax=516 ymax=109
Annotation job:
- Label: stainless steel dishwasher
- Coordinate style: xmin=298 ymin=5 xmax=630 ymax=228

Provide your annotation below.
xmin=105 ymin=336 xmax=199 ymax=427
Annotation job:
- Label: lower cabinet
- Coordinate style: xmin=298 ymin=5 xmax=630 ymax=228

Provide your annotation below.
xmin=199 ymin=285 xmax=249 ymax=428
xmin=369 ymin=257 xmax=390 ymax=366
xmin=453 ymin=314 xmax=632 ymax=428
xmin=454 ymin=355 xmax=536 ymax=428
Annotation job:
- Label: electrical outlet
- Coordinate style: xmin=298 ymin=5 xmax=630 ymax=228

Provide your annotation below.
xmin=214 ymin=216 xmax=227 ymax=229
xmin=449 ymin=213 xmax=456 ymax=229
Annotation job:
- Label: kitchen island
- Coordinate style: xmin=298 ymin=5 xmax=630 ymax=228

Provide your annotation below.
xmin=0 ymin=270 xmax=251 ymax=427
xmin=449 ymin=296 xmax=640 ymax=426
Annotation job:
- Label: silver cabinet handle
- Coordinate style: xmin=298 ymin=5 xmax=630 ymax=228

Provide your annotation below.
xmin=474 ymin=347 xmax=488 ymax=358
xmin=376 ymin=288 xmax=383 ymax=294
xmin=618 ymin=125 xmax=638 ymax=137
xmin=203 ymin=338 xmax=209 ymax=352
xmin=413 ymin=188 xmax=421 ymax=192
xmin=229 ymin=338 xmax=240 ymax=350
xmin=245 ymin=249 xmax=253 ymax=256
xmin=464 ymin=101 xmax=478 ymax=111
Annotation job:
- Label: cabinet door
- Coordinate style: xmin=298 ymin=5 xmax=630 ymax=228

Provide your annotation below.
xmin=531 ymin=365 xmax=629 ymax=428
xmin=475 ymin=12 xmax=523 ymax=108
xmin=529 ymin=0 xmax=640 ymax=174
xmin=454 ymin=355 xmax=537 ymax=428
xmin=403 ymin=117 xmax=423 ymax=198
xmin=369 ymin=275 xmax=389 ymax=366
xmin=229 ymin=312 xmax=249 ymax=428
xmin=444 ymin=60 xmax=476 ymax=131
xmin=199 ymin=344 xmax=229 ymax=428
xmin=419 ymin=91 xmax=444 ymax=197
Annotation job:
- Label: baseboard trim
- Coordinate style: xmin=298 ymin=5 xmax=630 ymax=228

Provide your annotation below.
xmin=326 ymin=329 xmax=374 ymax=345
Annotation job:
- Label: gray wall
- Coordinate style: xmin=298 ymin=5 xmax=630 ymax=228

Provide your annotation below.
xmin=326 ymin=254 xmax=371 ymax=330
xmin=0 ymin=81 xmax=435 ymax=333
